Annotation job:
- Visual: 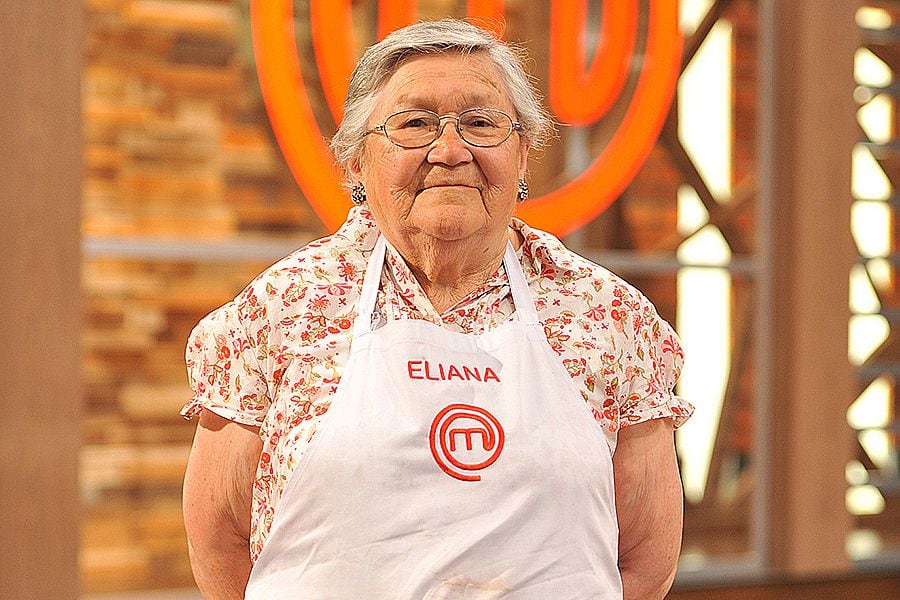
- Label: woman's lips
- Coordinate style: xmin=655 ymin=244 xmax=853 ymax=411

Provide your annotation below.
xmin=420 ymin=183 xmax=477 ymax=191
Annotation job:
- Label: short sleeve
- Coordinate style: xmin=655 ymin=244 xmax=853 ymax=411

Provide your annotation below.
xmin=182 ymin=301 xmax=271 ymax=426
xmin=616 ymin=293 xmax=694 ymax=429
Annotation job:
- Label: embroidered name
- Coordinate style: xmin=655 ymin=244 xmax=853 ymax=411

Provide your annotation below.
xmin=407 ymin=360 xmax=500 ymax=383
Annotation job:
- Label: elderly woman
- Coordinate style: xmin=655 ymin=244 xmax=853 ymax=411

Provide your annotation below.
xmin=183 ymin=19 xmax=692 ymax=599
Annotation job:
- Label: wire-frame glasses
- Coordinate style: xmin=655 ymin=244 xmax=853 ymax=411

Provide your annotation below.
xmin=367 ymin=108 xmax=522 ymax=148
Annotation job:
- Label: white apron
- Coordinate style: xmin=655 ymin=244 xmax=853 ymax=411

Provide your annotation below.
xmin=245 ymin=236 xmax=622 ymax=599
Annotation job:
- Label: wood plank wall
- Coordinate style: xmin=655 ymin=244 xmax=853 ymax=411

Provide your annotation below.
xmin=81 ymin=0 xmax=322 ymax=591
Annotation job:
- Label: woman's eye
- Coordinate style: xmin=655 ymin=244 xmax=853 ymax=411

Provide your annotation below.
xmin=401 ymin=117 xmax=430 ymax=128
xmin=463 ymin=114 xmax=497 ymax=128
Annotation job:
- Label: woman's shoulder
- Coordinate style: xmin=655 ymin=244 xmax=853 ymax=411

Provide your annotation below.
xmin=229 ymin=206 xmax=377 ymax=324
xmin=513 ymin=218 xmax=650 ymax=307
xmin=513 ymin=219 xmax=682 ymax=382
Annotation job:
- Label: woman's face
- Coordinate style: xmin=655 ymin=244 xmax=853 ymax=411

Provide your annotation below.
xmin=352 ymin=52 xmax=529 ymax=247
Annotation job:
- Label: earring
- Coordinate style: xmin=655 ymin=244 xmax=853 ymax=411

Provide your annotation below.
xmin=517 ymin=178 xmax=529 ymax=202
xmin=350 ymin=182 xmax=367 ymax=205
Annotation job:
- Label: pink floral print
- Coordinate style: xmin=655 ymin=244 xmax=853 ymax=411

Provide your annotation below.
xmin=183 ymin=206 xmax=693 ymax=560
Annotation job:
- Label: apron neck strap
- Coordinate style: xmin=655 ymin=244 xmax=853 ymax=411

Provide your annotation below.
xmin=354 ymin=235 xmax=387 ymax=337
xmin=354 ymin=235 xmax=540 ymax=337
xmin=503 ymin=241 xmax=539 ymax=325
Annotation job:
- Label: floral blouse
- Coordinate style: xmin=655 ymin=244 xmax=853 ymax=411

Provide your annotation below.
xmin=183 ymin=206 xmax=693 ymax=561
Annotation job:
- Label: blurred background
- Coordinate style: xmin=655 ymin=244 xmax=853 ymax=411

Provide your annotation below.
xmin=3 ymin=0 xmax=900 ymax=598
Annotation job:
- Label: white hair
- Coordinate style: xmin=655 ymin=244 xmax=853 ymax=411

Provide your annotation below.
xmin=329 ymin=19 xmax=555 ymax=179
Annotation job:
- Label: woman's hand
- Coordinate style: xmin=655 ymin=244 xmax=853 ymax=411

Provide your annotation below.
xmin=183 ymin=408 xmax=262 ymax=599
xmin=614 ymin=418 xmax=684 ymax=599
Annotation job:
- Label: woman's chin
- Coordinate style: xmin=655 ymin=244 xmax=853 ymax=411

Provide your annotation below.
xmin=415 ymin=210 xmax=484 ymax=242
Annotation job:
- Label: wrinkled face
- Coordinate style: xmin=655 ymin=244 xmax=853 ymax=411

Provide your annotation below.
xmin=351 ymin=52 xmax=529 ymax=246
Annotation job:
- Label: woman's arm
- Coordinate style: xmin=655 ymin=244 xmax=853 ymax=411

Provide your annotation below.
xmin=183 ymin=408 xmax=263 ymax=599
xmin=614 ymin=418 xmax=684 ymax=600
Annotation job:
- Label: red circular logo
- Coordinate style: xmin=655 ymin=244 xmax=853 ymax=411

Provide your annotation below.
xmin=429 ymin=404 xmax=505 ymax=482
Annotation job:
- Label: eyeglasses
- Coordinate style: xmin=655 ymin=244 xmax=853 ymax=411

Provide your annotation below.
xmin=366 ymin=108 xmax=522 ymax=149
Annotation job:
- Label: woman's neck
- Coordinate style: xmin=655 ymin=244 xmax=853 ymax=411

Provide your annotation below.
xmin=388 ymin=228 xmax=519 ymax=314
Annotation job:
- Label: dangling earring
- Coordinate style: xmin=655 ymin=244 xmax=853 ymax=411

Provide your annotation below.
xmin=350 ymin=182 xmax=367 ymax=205
xmin=517 ymin=178 xmax=529 ymax=202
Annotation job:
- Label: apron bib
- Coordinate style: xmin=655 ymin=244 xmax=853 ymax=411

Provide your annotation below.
xmin=246 ymin=237 xmax=622 ymax=599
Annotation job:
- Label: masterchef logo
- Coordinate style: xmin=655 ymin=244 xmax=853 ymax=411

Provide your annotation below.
xmin=429 ymin=404 xmax=505 ymax=482
xmin=250 ymin=1 xmax=682 ymax=237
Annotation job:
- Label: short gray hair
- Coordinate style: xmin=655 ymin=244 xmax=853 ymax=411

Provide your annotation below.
xmin=329 ymin=19 xmax=555 ymax=178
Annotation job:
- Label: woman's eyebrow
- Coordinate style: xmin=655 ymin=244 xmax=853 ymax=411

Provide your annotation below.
xmin=391 ymin=92 xmax=502 ymax=110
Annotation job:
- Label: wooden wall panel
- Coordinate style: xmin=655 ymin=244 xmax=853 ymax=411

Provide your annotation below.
xmin=0 ymin=3 xmax=83 ymax=598
xmin=763 ymin=0 xmax=859 ymax=574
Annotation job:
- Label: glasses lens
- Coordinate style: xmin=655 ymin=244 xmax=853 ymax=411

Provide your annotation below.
xmin=383 ymin=110 xmax=440 ymax=148
xmin=380 ymin=108 xmax=515 ymax=148
xmin=459 ymin=109 xmax=513 ymax=146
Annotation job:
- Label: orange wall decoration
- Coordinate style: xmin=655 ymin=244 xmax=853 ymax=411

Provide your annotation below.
xmin=251 ymin=0 xmax=682 ymax=237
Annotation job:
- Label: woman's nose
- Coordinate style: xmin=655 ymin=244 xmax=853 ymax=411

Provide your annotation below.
xmin=427 ymin=120 xmax=473 ymax=165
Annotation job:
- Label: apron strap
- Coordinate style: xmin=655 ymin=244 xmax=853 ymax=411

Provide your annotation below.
xmin=354 ymin=235 xmax=540 ymax=336
xmin=503 ymin=241 xmax=539 ymax=325
xmin=354 ymin=235 xmax=387 ymax=337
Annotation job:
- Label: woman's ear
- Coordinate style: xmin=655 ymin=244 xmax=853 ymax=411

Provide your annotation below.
xmin=347 ymin=143 xmax=369 ymax=182
xmin=348 ymin=155 xmax=363 ymax=181
xmin=518 ymin=139 xmax=531 ymax=178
